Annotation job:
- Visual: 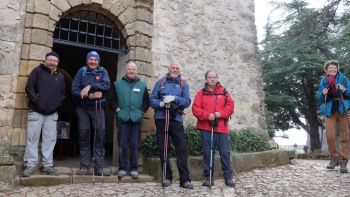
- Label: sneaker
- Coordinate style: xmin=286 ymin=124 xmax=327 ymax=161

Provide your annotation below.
xmin=202 ymin=177 xmax=214 ymax=187
xmin=225 ymin=178 xmax=235 ymax=187
xmin=42 ymin=166 xmax=59 ymax=176
xmin=180 ymin=181 xmax=194 ymax=189
xmin=327 ymin=157 xmax=340 ymax=169
xmin=22 ymin=166 xmax=35 ymax=177
xmin=129 ymin=171 xmax=139 ymax=179
xmin=117 ymin=170 xmax=127 ymax=178
xmin=162 ymin=179 xmax=171 ymax=187
xmin=340 ymin=160 xmax=348 ymax=173
xmin=77 ymin=167 xmax=88 ymax=175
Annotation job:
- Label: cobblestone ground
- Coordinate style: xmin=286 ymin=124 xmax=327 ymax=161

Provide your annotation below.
xmin=1 ymin=159 xmax=350 ymax=197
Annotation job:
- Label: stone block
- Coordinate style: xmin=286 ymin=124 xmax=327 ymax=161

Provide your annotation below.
xmin=0 ymin=126 xmax=12 ymax=146
xmin=49 ymin=4 xmax=62 ymax=22
xmin=21 ymin=44 xmax=29 ymax=60
xmin=135 ymin=20 xmax=152 ymax=37
xmin=27 ymin=60 xmax=42 ymax=75
xmin=72 ymin=175 xmax=118 ymax=184
xmin=51 ymin=0 xmax=71 ymax=12
xmin=48 ymin=19 xmax=57 ymax=32
xmin=0 ymin=41 xmax=19 ymax=75
xmin=0 ymin=165 xmax=16 ymax=191
xmin=23 ymin=28 xmax=31 ymax=44
xmin=28 ymin=44 xmax=50 ymax=61
xmin=34 ymin=0 xmax=51 ymax=15
xmin=135 ymin=33 xmax=151 ymax=49
xmin=16 ymin=76 xmax=27 ymax=93
xmin=143 ymin=107 xmax=153 ymax=119
xmin=0 ymin=154 xmax=15 ymax=165
xmin=15 ymin=93 xmax=29 ymax=110
xmin=25 ymin=13 xmax=34 ymax=27
xmin=11 ymin=128 xmax=21 ymax=146
xmin=32 ymin=13 xmax=49 ymax=29
xmin=91 ymin=0 xmax=103 ymax=4
xmin=136 ymin=8 xmax=152 ymax=23
xmin=67 ymin=0 xmax=82 ymax=7
xmin=26 ymin=0 xmax=35 ymax=13
xmin=81 ymin=0 xmax=91 ymax=5
xmin=119 ymin=7 xmax=136 ymax=25
xmin=31 ymin=29 xmax=48 ymax=45
xmin=47 ymin=32 xmax=54 ymax=47
xmin=118 ymin=174 xmax=154 ymax=183
xmin=134 ymin=48 xmax=152 ymax=63
xmin=19 ymin=60 xmax=28 ymax=76
xmin=20 ymin=175 xmax=72 ymax=186
xmin=21 ymin=110 xmax=28 ymax=128
xmin=109 ymin=0 xmax=127 ymax=17
xmin=12 ymin=110 xmax=23 ymax=128
xmin=122 ymin=22 xmax=135 ymax=37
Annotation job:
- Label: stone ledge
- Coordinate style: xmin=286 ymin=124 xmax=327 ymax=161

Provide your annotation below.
xmin=19 ymin=175 xmax=71 ymax=186
xmin=144 ymin=150 xmax=294 ymax=181
xmin=0 ymin=154 xmax=15 ymax=165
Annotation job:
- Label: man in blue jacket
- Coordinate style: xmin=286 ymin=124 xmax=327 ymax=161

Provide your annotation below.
xmin=71 ymin=51 xmax=110 ymax=176
xmin=150 ymin=61 xmax=194 ymax=189
xmin=110 ymin=61 xmax=150 ymax=178
xmin=22 ymin=51 xmax=65 ymax=177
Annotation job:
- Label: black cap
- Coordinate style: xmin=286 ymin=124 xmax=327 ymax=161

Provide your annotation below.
xmin=45 ymin=51 xmax=60 ymax=60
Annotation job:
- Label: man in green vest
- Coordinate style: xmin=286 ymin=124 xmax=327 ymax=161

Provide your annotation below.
xmin=111 ymin=61 xmax=150 ymax=178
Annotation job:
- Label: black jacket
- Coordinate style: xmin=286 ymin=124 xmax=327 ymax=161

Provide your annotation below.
xmin=26 ymin=64 xmax=65 ymax=115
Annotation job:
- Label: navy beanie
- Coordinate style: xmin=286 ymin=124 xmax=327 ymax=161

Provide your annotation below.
xmin=86 ymin=51 xmax=100 ymax=62
xmin=45 ymin=51 xmax=60 ymax=60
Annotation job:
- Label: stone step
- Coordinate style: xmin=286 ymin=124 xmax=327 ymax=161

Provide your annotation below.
xmin=19 ymin=174 xmax=155 ymax=186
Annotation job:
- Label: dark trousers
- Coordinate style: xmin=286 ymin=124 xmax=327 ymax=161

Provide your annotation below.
xmin=155 ymin=119 xmax=191 ymax=185
xmin=76 ymin=106 xmax=105 ymax=170
xmin=118 ymin=122 xmax=141 ymax=171
xmin=200 ymin=130 xmax=233 ymax=180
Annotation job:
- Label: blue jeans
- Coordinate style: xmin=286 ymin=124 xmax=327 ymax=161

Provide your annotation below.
xmin=24 ymin=110 xmax=58 ymax=167
xmin=200 ymin=130 xmax=233 ymax=180
xmin=118 ymin=122 xmax=141 ymax=171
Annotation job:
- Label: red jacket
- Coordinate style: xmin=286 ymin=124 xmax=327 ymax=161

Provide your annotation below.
xmin=192 ymin=83 xmax=234 ymax=133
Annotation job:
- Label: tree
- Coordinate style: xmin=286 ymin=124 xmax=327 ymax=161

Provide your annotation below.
xmin=260 ymin=0 xmax=350 ymax=151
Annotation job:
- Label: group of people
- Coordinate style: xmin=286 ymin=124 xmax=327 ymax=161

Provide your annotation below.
xmin=317 ymin=60 xmax=350 ymax=173
xmin=21 ymin=51 xmax=236 ymax=189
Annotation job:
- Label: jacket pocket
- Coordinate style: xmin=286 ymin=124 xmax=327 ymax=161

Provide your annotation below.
xmin=117 ymin=109 xmax=130 ymax=123
xmin=130 ymin=109 xmax=143 ymax=123
xmin=28 ymin=110 xmax=39 ymax=121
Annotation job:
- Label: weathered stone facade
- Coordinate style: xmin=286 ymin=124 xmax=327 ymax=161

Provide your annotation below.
xmin=152 ymin=0 xmax=267 ymax=138
xmin=0 ymin=0 xmax=267 ymax=183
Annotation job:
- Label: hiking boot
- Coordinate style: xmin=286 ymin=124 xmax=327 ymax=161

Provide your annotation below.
xmin=340 ymin=160 xmax=348 ymax=173
xmin=327 ymin=157 xmax=340 ymax=169
xmin=95 ymin=168 xmax=111 ymax=176
xmin=202 ymin=177 xmax=214 ymax=187
xmin=117 ymin=170 xmax=127 ymax=178
xmin=22 ymin=166 xmax=35 ymax=177
xmin=41 ymin=166 xmax=59 ymax=176
xmin=129 ymin=171 xmax=139 ymax=179
xmin=180 ymin=181 xmax=194 ymax=189
xmin=77 ymin=167 xmax=88 ymax=175
xmin=162 ymin=179 xmax=171 ymax=187
xmin=225 ymin=178 xmax=235 ymax=187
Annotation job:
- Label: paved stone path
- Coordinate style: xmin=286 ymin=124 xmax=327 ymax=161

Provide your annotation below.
xmin=1 ymin=159 xmax=350 ymax=196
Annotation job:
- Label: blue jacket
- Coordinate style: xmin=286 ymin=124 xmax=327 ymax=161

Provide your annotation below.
xmin=150 ymin=74 xmax=191 ymax=122
xmin=317 ymin=72 xmax=350 ymax=117
xmin=71 ymin=66 xmax=110 ymax=106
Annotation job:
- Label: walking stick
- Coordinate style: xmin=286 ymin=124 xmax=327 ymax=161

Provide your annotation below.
xmin=99 ymin=100 xmax=104 ymax=185
xmin=92 ymin=99 xmax=97 ymax=186
xmin=209 ymin=119 xmax=217 ymax=188
xmin=162 ymin=103 xmax=171 ymax=187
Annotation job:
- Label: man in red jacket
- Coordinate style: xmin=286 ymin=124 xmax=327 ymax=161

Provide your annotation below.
xmin=192 ymin=70 xmax=235 ymax=187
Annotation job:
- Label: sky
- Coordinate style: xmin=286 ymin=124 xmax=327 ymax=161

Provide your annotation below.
xmin=254 ymin=0 xmax=328 ymax=145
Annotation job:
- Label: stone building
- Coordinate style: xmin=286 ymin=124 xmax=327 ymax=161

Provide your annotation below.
xmin=0 ymin=0 xmax=267 ymax=188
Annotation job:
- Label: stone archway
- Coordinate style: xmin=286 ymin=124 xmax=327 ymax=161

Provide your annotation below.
xmin=11 ymin=0 xmax=155 ymax=164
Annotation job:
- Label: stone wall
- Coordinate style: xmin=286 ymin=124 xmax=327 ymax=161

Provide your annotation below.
xmin=152 ymin=0 xmax=268 ymax=138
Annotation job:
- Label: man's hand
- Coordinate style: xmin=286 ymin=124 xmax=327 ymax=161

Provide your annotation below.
xmin=163 ymin=95 xmax=175 ymax=104
xmin=322 ymin=88 xmax=328 ymax=95
xmin=214 ymin=112 xmax=221 ymax=118
xmin=88 ymin=91 xmax=102 ymax=99
xmin=337 ymin=84 xmax=347 ymax=93
xmin=80 ymin=85 xmax=91 ymax=98
xmin=209 ymin=113 xmax=215 ymax=120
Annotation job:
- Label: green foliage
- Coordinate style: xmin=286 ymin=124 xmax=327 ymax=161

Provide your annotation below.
xmin=260 ymin=0 xmax=350 ymax=150
xmin=230 ymin=129 xmax=270 ymax=152
xmin=140 ymin=125 xmax=269 ymax=157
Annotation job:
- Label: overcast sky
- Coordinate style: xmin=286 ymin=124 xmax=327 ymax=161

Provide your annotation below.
xmin=255 ymin=0 xmax=328 ymax=42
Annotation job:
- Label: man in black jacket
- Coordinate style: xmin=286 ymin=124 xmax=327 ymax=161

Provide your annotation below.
xmin=22 ymin=51 xmax=65 ymax=177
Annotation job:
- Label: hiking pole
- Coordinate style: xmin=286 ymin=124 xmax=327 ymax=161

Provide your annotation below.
xmin=209 ymin=118 xmax=217 ymax=188
xmin=162 ymin=103 xmax=170 ymax=187
xmin=99 ymin=99 xmax=104 ymax=185
xmin=92 ymin=99 xmax=97 ymax=186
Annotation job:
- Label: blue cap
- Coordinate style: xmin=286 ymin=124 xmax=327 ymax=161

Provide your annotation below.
xmin=86 ymin=51 xmax=100 ymax=62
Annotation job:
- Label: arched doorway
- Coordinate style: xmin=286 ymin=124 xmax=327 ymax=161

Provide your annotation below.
xmin=52 ymin=10 xmax=126 ymax=166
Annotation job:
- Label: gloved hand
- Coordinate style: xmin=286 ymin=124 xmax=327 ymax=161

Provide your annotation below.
xmin=163 ymin=95 xmax=175 ymax=104
xmin=160 ymin=101 xmax=165 ymax=107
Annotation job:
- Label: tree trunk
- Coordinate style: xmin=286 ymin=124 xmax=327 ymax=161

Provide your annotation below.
xmin=308 ymin=118 xmax=321 ymax=151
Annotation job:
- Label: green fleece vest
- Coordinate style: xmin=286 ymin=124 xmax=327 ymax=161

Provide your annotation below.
xmin=115 ymin=77 xmax=146 ymax=123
